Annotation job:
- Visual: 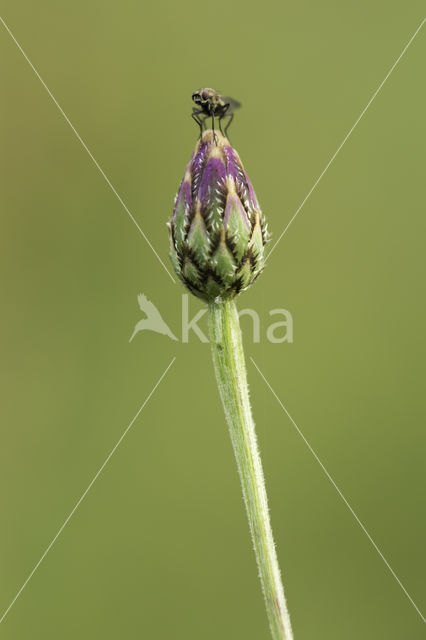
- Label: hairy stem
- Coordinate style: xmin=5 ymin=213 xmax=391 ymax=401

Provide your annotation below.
xmin=207 ymin=299 xmax=293 ymax=640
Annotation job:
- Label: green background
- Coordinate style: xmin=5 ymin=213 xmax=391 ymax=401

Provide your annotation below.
xmin=0 ymin=2 xmax=425 ymax=638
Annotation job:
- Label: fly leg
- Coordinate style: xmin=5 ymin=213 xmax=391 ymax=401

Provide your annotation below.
xmin=224 ymin=112 xmax=234 ymax=141
xmin=218 ymin=104 xmax=230 ymax=137
xmin=209 ymin=107 xmax=218 ymax=145
xmin=192 ymin=108 xmax=205 ymax=139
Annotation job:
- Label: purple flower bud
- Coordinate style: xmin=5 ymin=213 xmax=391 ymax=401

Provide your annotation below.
xmin=169 ymin=130 xmax=269 ymax=301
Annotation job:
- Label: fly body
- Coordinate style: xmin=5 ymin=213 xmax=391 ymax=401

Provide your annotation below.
xmin=192 ymin=88 xmax=241 ymax=141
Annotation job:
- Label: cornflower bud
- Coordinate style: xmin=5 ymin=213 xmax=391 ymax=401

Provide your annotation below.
xmin=169 ymin=130 xmax=269 ymax=301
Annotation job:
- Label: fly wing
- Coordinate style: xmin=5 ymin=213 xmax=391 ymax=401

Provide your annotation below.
xmin=222 ymin=96 xmax=242 ymax=112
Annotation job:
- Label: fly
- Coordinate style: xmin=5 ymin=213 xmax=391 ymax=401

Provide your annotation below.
xmin=191 ymin=88 xmax=241 ymax=142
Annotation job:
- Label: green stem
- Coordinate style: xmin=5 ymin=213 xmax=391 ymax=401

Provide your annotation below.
xmin=207 ymin=299 xmax=293 ymax=640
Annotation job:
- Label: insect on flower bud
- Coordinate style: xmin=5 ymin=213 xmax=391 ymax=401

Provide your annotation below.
xmin=168 ymin=130 xmax=269 ymax=302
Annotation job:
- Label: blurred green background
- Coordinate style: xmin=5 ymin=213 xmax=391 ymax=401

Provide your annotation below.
xmin=0 ymin=2 xmax=425 ymax=638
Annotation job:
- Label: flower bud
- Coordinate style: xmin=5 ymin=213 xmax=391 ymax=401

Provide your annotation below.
xmin=168 ymin=130 xmax=269 ymax=302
